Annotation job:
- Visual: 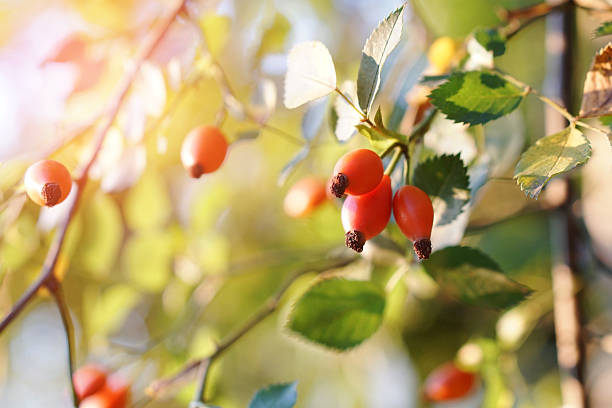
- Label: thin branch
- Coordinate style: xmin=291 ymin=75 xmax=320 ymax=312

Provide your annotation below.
xmin=0 ymin=0 xmax=189 ymax=334
xmin=500 ymin=1 xmax=570 ymax=39
xmin=50 ymin=283 xmax=77 ymax=405
xmin=146 ymin=254 xmax=356 ymax=402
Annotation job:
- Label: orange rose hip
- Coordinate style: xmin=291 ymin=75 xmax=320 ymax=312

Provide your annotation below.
xmin=24 ymin=159 xmax=72 ymax=207
xmin=181 ymin=125 xmax=228 ymax=178
xmin=284 ymin=177 xmax=327 ymax=218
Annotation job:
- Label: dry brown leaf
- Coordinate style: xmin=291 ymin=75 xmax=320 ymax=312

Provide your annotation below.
xmin=580 ymin=43 xmax=612 ymax=118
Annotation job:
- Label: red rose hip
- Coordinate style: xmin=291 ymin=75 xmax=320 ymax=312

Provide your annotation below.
xmin=341 ymin=175 xmax=392 ymax=252
xmin=393 ymin=185 xmax=434 ymax=260
xmin=424 ymin=362 xmax=477 ymax=402
xmin=330 ymin=148 xmax=383 ymax=197
xmin=181 ymin=125 xmax=228 ymax=178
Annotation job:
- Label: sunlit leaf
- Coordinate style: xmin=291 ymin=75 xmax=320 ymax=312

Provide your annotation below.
xmin=284 ymin=41 xmax=336 ymax=109
xmin=356 ymin=124 xmax=399 ymax=151
xmin=428 ymin=71 xmax=523 ymax=125
xmin=514 ymin=126 xmax=591 ymax=199
xmin=357 ymin=6 xmax=404 ymax=114
xmin=288 ymin=278 xmax=385 ymax=350
xmin=256 ymin=12 xmax=291 ymax=61
xmin=423 ymin=246 xmax=532 ymax=309
xmin=333 ymin=80 xmax=361 ymax=142
xmin=413 ymin=154 xmax=470 ymax=226
xmin=200 ymin=13 xmax=231 ymax=58
xmin=249 ymin=382 xmax=297 ymax=408
xmin=580 ymin=43 xmax=612 ymax=118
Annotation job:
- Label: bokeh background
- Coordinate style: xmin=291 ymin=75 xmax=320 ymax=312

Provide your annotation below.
xmin=1 ymin=0 xmax=612 ymax=407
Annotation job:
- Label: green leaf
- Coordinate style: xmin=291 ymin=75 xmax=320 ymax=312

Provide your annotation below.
xmin=514 ymin=126 xmax=591 ymax=199
xmin=356 ymin=124 xmax=398 ymax=151
xmin=288 ymin=278 xmax=385 ymax=350
xmin=428 ymin=71 xmax=523 ymax=125
xmin=423 ymin=246 xmax=532 ymax=309
xmin=413 ymin=154 xmax=470 ymax=226
xmin=474 ymin=28 xmax=506 ymax=57
xmin=600 ymin=115 xmax=612 ymax=129
xmin=374 ymin=106 xmax=385 ymax=128
xmin=357 ymin=6 xmax=404 ymax=114
xmin=594 ymin=21 xmax=612 ymax=38
xmin=249 ymin=382 xmax=297 ymax=408
xmin=256 ymin=12 xmax=291 ymax=61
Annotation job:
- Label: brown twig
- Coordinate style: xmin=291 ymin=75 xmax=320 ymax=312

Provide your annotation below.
xmin=0 ymin=6 xmax=189 ymax=396
xmin=145 ymin=254 xmax=356 ymax=402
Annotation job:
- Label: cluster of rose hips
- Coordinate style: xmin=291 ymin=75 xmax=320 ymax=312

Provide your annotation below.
xmin=330 ymin=148 xmax=434 ymax=259
xmin=23 ymin=125 xmax=228 ymax=208
xmin=72 ymin=364 xmax=129 ymax=408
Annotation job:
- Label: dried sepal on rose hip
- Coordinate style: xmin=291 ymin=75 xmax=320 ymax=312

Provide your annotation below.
xmin=392 ymin=185 xmax=434 ymax=260
xmin=341 ymin=175 xmax=392 ymax=253
xmin=424 ymin=362 xmax=477 ymax=402
xmin=330 ymin=148 xmax=383 ymax=198
xmin=181 ymin=125 xmax=228 ymax=178
xmin=24 ymin=159 xmax=73 ymax=207
xmin=284 ymin=177 xmax=328 ymax=218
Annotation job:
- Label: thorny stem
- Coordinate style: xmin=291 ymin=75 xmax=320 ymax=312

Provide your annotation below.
xmin=145 ymin=254 xmax=356 ymax=403
xmin=0 ymin=0 xmax=189 ymax=399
